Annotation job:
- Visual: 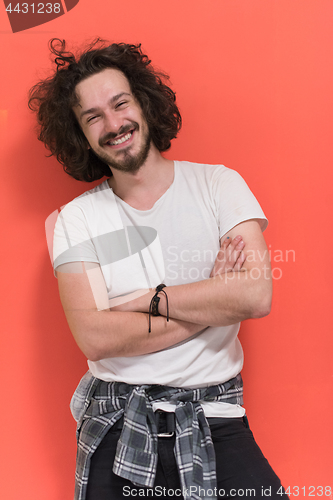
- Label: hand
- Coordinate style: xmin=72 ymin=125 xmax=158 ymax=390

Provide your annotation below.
xmin=210 ymin=235 xmax=246 ymax=278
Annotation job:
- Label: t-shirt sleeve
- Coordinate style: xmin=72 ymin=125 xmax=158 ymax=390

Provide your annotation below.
xmin=211 ymin=167 xmax=268 ymax=239
xmin=52 ymin=202 xmax=99 ymax=273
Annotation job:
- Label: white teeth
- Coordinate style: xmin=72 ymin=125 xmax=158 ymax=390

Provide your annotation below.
xmin=108 ymin=131 xmax=132 ymax=146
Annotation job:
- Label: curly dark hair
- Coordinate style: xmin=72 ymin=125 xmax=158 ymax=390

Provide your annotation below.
xmin=28 ymin=39 xmax=182 ymax=182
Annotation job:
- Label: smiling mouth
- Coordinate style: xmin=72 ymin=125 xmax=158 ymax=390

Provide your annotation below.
xmin=105 ymin=130 xmax=134 ymax=146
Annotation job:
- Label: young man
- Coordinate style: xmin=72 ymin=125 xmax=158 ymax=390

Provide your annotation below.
xmin=30 ymin=39 xmax=287 ymax=500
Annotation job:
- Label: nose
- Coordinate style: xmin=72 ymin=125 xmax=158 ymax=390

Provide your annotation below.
xmin=103 ymin=110 xmax=124 ymax=137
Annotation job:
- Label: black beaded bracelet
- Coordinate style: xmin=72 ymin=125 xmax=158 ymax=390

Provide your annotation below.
xmin=148 ymin=284 xmax=169 ymax=333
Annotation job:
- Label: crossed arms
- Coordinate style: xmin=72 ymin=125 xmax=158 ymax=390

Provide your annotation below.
xmin=57 ymin=219 xmax=272 ymax=361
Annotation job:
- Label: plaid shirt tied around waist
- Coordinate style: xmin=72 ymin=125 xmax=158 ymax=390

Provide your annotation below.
xmin=72 ymin=372 xmax=243 ymax=500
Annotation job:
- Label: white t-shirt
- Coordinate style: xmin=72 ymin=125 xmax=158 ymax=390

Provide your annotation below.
xmin=53 ymin=161 xmax=267 ymax=417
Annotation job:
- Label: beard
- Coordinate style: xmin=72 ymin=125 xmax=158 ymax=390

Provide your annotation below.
xmin=92 ymin=122 xmax=151 ymax=175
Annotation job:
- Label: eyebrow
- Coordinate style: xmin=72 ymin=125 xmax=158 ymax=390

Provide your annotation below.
xmin=79 ymin=92 xmax=132 ymax=121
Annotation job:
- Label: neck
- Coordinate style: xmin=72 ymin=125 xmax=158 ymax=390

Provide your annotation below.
xmin=107 ymin=144 xmax=174 ymax=210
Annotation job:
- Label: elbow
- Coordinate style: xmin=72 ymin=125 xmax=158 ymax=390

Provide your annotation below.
xmin=81 ymin=342 xmax=114 ymax=362
xmin=72 ymin=328 xmax=115 ymax=362
xmin=74 ymin=336 xmax=103 ymax=362
xmin=68 ymin=311 xmax=120 ymax=361
xmin=85 ymin=347 xmax=104 ymax=362
xmin=251 ymin=298 xmax=271 ymax=318
xmin=80 ymin=333 xmax=126 ymax=361
xmin=250 ymin=283 xmax=272 ymax=319
xmin=68 ymin=323 xmax=101 ymax=362
xmin=81 ymin=335 xmax=118 ymax=361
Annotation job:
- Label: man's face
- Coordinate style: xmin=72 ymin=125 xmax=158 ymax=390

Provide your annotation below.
xmin=73 ymin=68 xmax=151 ymax=174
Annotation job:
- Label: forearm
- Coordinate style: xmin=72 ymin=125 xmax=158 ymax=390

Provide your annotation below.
xmin=58 ymin=262 xmax=208 ymax=360
xmin=157 ymin=269 xmax=272 ymax=326
xmin=121 ymin=268 xmax=271 ymax=327
xmin=64 ymin=307 xmax=206 ymax=361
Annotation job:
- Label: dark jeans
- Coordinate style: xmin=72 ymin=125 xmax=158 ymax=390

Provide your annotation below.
xmin=86 ymin=415 xmax=288 ymax=499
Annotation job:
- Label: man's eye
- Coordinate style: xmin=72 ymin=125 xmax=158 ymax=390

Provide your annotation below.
xmin=87 ymin=116 xmax=98 ymax=123
xmin=116 ymin=101 xmax=127 ymax=109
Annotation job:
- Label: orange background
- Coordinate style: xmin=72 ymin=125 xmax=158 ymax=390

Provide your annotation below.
xmin=0 ymin=1 xmax=332 ymax=498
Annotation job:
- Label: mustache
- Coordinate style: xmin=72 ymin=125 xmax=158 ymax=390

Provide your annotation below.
xmin=99 ymin=123 xmax=139 ymax=147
